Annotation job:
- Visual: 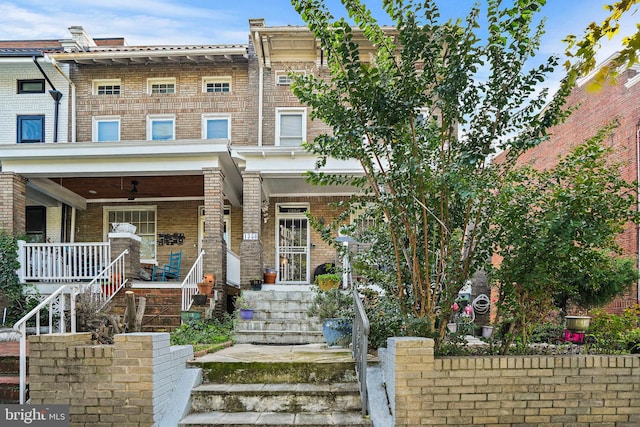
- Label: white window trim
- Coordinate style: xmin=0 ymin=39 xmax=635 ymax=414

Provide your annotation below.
xmin=92 ymin=79 xmax=121 ymax=95
xmin=275 ymin=70 xmax=305 ymax=86
xmin=201 ymin=113 xmax=231 ymax=140
xmin=147 ymin=77 xmax=176 ymax=95
xmin=146 ymin=114 xmax=176 ymax=141
xmin=275 ymin=107 xmax=306 ymax=146
xmin=103 ymin=205 xmax=157 ymax=263
xmin=92 ymin=116 xmax=121 ymax=142
xmin=202 ymin=76 xmax=232 ymax=93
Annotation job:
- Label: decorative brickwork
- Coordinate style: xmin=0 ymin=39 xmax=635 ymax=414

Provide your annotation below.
xmin=28 ymin=332 xmax=192 ymax=426
xmin=384 ymin=337 xmax=640 ymax=426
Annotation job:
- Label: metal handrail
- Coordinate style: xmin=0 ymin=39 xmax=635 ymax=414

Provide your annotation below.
xmin=181 ymin=250 xmax=206 ymax=311
xmin=352 ymin=278 xmax=370 ymax=416
xmin=14 ymin=284 xmax=76 ymax=404
xmin=13 ymin=249 xmax=128 ymax=404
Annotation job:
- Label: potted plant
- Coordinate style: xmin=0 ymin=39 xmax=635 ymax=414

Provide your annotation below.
xmin=235 ymin=296 xmax=254 ymax=320
xmin=197 ymin=281 xmax=214 ymax=295
xmin=315 ymin=273 xmax=341 ymax=291
xmin=263 ymin=268 xmax=277 ymax=284
xmin=192 ymin=294 xmax=207 ymax=305
xmin=249 ymin=275 xmax=263 ymax=291
xmin=307 ymin=285 xmax=353 ymax=347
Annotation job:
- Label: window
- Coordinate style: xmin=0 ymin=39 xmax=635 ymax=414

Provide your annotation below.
xmin=202 ymin=114 xmax=230 ymax=139
xmin=92 ymin=116 xmax=120 ymax=142
xmin=147 ymin=78 xmax=176 ymax=94
xmin=93 ymin=79 xmax=121 ymax=95
xmin=203 ymin=77 xmax=231 ymax=93
xmin=147 ymin=114 xmax=175 ymax=140
xmin=18 ymin=79 xmax=45 ymax=94
xmin=105 ymin=207 xmax=156 ymax=263
xmin=276 ymin=108 xmax=306 ymax=146
xmin=275 ymin=70 xmax=304 ymax=86
xmin=17 ymin=115 xmax=45 ymax=143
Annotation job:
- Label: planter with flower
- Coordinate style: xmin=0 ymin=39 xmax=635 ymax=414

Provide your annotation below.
xmin=448 ymin=300 xmax=475 ymax=335
xmin=235 ymin=296 xmax=254 ymax=320
xmin=307 ymin=284 xmax=353 ymax=347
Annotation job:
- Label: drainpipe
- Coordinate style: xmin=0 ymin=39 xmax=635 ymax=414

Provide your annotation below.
xmin=258 ymin=64 xmax=264 ymax=147
xmin=32 ymin=56 xmax=63 ymax=143
xmin=47 ymin=56 xmax=76 ymax=142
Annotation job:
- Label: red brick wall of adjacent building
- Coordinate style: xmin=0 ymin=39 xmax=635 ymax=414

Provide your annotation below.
xmin=496 ymin=67 xmax=640 ymax=313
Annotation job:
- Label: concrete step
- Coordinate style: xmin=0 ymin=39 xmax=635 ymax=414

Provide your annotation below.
xmin=249 ymin=300 xmax=315 ymax=312
xmin=233 ymin=331 xmax=324 ymax=345
xmin=191 ymin=355 xmax=356 ymax=385
xmin=190 ymin=383 xmax=361 ymax=413
xmin=236 ymin=320 xmax=322 ymax=333
xmin=249 ymin=310 xmax=316 ymax=321
xmin=179 ymin=410 xmax=372 ymax=426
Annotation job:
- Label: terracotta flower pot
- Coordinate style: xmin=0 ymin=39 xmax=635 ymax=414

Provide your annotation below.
xmin=203 ymin=274 xmax=215 ymax=284
xmin=197 ymin=282 xmax=214 ymax=294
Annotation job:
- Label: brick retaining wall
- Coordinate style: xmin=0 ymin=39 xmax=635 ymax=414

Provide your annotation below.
xmin=383 ymin=337 xmax=640 ymax=426
xmin=28 ymin=332 xmax=192 ymax=426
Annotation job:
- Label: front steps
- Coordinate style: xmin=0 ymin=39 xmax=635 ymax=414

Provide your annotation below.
xmin=0 ymin=337 xmax=22 ymax=404
xmin=233 ymin=290 xmax=324 ymax=345
xmin=180 ymin=344 xmax=371 ymax=426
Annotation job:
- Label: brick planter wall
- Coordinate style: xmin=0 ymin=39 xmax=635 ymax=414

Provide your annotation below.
xmin=383 ymin=337 xmax=640 ymax=426
xmin=28 ymin=332 xmax=193 ymax=426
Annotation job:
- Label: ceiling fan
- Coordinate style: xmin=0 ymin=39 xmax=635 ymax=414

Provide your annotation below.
xmin=128 ymin=180 xmax=138 ymax=200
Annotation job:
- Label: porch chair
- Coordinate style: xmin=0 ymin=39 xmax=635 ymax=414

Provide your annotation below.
xmin=152 ymin=249 xmax=182 ymax=281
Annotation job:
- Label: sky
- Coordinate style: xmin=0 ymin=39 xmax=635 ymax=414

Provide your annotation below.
xmin=0 ymin=0 xmax=637 ymax=80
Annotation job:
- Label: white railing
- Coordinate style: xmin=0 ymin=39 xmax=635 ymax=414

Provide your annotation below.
xmin=227 ymin=249 xmax=240 ymax=287
xmin=14 ymin=285 xmax=78 ymax=404
xmin=13 ymin=249 xmax=128 ymax=404
xmin=18 ymin=241 xmax=110 ymax=282
xmin=181 ymin=250 xmax=206 ymax=311
xmin=79 ymin=249 xmax=129 ymax=310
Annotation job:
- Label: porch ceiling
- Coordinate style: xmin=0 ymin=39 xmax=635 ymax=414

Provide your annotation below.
xmin=54 ymin=175 xmax=204 ymax=200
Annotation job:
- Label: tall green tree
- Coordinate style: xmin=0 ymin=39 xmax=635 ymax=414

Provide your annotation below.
xmin=491 ymin=127 xmax=640 ymax=352
xmin=291 ymin=0 xmax=568 ymax=346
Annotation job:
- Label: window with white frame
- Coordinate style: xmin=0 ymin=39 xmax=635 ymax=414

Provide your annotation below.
xmin=104 ymin=206 xmax=156 ymax=262
xmin=147 ymin=114 xmax=175 ymax=140
xmin=203 ymin=76 xmax=231 ymax=93
xmin=92 ymin=116 xmax=120 ymax=142
xmin=147 ymin=78 xmax=176 ymax=94
xmin=92 ymin=79 xmax=121 ymax=95
xmin=202 ymin=114 xmax=231 ymax=139
xmin=275 ymin=70 xmax=304 ymax=86
xmin=276 ymin=108 xmax=306 ymax=146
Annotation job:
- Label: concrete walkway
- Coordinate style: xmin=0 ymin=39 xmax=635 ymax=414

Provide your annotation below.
xmin=195 ymin=343 xmax=356 ymax=364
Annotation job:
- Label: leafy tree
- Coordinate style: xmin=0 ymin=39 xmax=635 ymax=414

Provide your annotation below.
xmin=291 ymin=0 xmax=568 ymax=349
xmin=564 ymin=0 xmax=640 ymax=87
xmin=0 ymin=232 xmax=39 ymax=326
xmin=491 ymin=127 xmax=640 ymax=352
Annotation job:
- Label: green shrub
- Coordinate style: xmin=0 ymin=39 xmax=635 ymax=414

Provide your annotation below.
xmin=170 ymin=315 xmax=233 ymax=347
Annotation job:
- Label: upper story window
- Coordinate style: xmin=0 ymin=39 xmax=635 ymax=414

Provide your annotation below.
xmin=17 ymin=115 xmax=45 ymax=143
xmin=276 ymin=108 xmax=306 ymax=146
xmin=202 ymin=113 xmax=231 ymax=139
xmin=203 ymin=77 xmax=231 ymax=93
xmin=147 ymin=114 xmax=175 ymax=141
xmin=17 ymin=79 xmax=45 ymax=94
xmin=275 ymin=70 xmax=305 ymax=86
xmin=147 ymin=78 xmax=176 ymax=94
xmin=93 ymin=79 xmax=121 ymax=95
xmin=92 ymin=116 xmax=120 ymax=142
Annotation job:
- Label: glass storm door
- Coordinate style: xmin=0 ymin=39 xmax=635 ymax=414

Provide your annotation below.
xmin=276 ymin=205 xmax=310 ymax=283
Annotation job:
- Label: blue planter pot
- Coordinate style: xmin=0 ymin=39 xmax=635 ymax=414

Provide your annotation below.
xmin=322 ymin=318 xmax=352 ymax=347
xmin=240 ymin=309 xmax=254 ymax=320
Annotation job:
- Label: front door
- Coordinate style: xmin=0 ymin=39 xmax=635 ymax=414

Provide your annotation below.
xmin=276 ymin=204 xmax=310 ymax=284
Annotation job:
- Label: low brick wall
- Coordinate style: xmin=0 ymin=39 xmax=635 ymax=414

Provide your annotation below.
xmin=28 ymin=332 xmax=192 ymax=426
xmin=383 ymin=337 xmax=640 ymax=426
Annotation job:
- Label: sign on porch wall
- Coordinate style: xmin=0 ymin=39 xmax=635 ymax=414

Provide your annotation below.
xmin=157 ymin=233 xmax=185 ymax=246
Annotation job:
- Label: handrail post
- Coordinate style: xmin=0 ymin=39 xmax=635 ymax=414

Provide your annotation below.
xmin=352 ymin=280 xmax=370 ymax=416
xmin=17 ymin=240 xmax=26 ymax=283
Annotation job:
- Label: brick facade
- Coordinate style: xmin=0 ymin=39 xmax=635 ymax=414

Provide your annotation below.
xmin=28 ymin=332 xmax=192 ymax=426
xmin=384 ymin=337 xmax=640 ymax=426
xmin=0 ymin=172 xmax=26 ymax=235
